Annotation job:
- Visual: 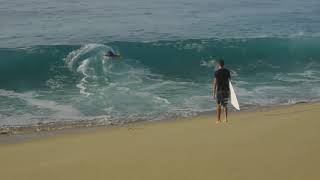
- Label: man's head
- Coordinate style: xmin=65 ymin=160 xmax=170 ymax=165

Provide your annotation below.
xmin=218 ymin=59 xmax=224 ymax=69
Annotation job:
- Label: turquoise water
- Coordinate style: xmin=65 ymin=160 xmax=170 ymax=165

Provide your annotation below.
xmin=0 ymin=0 xmax=320 ymax=126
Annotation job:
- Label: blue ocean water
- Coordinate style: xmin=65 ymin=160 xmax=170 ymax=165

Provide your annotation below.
xmin=0 ymin=0 xmax=320 ymax=126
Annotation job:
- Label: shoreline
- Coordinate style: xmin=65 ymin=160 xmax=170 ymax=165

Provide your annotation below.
xmin=0 ymin=101 xmax=318 ymax=144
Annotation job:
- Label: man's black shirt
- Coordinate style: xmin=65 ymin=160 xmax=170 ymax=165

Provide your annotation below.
xmin=214 ymin=68 xmax=231 ymax=91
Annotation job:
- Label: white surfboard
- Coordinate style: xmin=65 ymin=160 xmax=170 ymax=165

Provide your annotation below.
xmin=229 ymin=80 xmax=240 ymax=110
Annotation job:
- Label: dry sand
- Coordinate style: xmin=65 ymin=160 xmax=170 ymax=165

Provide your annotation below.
xmin=1 ymin=103 xmax=320 ymax=180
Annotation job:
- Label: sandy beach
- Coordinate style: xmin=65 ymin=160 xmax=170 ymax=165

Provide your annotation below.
xmin=1 ymin=103 xmax=320 ymax=180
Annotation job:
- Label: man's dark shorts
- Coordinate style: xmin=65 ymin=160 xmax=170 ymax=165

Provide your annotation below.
xmin=216 ymin=91 xmax=230 ymax=107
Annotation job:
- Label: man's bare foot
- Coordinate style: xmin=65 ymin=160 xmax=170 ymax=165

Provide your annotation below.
xmin=216 ymin=120 xmax=221 ymax=124
xmin=223 ymin=120 xmax=228 ymax=124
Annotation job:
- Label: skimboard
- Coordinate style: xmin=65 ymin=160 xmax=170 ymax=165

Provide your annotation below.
xmin=229 ymin=80 xmax=240 ymax=110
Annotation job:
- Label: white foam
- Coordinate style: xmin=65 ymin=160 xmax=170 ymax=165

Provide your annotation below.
xmin=64 ymin=43 xmax=111 ymax=69
xmin=64 ymin=43 xmax=115 ymax=96
xmin=152 ymin=96 xmax=171 ymax=105
xmin=116 ymin=87 xmax=131 ymax=92
xmin=289 ymin=31 xmax=305 ymax=38
xmin=274 ymin=70 xmax=320 ymax=83
xmin=76 ymin=59 xmax=92 ymax=96
xmin=200 ymin=59 xmax=216 ymax=68
xmin=141 ymin=81 xmax=173 ymax=91
xmin=0 ymin=89 xmax=82 ymax=118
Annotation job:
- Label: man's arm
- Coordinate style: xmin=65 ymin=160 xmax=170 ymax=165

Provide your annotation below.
xmin=228 ymin=71 xmax=231 ymax=96
xmin=213 ymin=78 xmax=217 ymax=99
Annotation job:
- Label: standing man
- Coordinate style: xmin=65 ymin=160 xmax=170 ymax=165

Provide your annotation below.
xmin=213 ymin=59 xmax=231 ymax=124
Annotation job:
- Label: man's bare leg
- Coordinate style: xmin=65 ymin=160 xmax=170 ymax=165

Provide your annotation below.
xmin=216 ymin=105 xmax=222 ymax=124
xmin=223 ymin=106 xmax=228 ymax=123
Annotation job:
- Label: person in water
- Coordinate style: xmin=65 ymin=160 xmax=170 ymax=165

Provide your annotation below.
xmin=104 ymin=50 xmax=120 ymax=58
xmin=213 ymin=59 xmax=231 ymax=124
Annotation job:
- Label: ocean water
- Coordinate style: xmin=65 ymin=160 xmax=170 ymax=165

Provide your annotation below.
xmin=0 ymin=0 xmax=320 ymax=126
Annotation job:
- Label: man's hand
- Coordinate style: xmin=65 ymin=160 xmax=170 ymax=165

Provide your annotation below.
xmin=213 ymin=78 xmax=217 ymax=100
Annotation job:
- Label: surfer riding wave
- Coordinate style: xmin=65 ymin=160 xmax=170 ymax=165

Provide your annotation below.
xmin=104 ymin=50 xmax=121 ymax=58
